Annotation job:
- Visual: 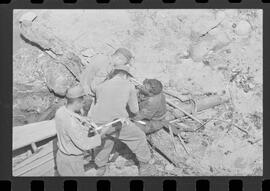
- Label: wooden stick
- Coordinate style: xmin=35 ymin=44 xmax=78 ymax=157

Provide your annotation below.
xmin=147 ymin=138 xmax=178 ymax=167
xmin=168 ymin=124 xmax=178 ymax=153
xmin=31 ymin=143 xmax=38 ymax=153
xmin=248 ymin=138 xmax=262 ymax=145
xmin=95 ymin=118 xmax=124 ymax=130
xmin=166 ymin=99 xmax=204 ymax=125
xmin=194 ymin=118 xmax=213 ymax=132
xmin=163 ymin=90 xmax=185 ymax=102
xmin=169 ymin=118 xmax=182 ymax=124
xmin=211 ymin=118 xmax=249 ymax=135
xmin=177 ymin=133 xmax=190 ymax=155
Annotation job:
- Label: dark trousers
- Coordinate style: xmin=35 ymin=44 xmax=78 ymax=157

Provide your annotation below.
xmin=94 ymin=120 xmax=151 ymax=167
xmin=136 ymin=120 xmax=166 ymax=134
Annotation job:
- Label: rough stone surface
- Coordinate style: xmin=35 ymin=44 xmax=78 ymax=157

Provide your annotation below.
xmin=42 ymin=61 xmax=75 ymax=96
xmin=235 ymin=20 xmax=251 ymax=36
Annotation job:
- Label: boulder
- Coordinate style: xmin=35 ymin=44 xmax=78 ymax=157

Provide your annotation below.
xmin=235 ymin=20 xmax=251 ymax=36
xmin=19 ymin=12 xmax=37 ymax=23
xmin=43 ymin=62 xmax=75 ymax=96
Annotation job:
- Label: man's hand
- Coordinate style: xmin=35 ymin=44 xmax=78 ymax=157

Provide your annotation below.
xmin=119 ymin=118 xmax=129 ymax=127
xmin=98 ymin=125 xmax=111 ymax=138
xmin=97 ymin=118 xmax=128 ymax=136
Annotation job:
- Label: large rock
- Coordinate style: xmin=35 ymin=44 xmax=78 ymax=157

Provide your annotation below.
xmin=13 ymin=88 xmax=56 ymax=126
xmin=43 ymin=61 xmax=76 ymax=96
xmin=19 ymin=17 xmax=83 ymax=80
xmin=235 ymin=20 xmax=251 ymax=36
xmin=13 ymin=47 xmax=44 ymax=84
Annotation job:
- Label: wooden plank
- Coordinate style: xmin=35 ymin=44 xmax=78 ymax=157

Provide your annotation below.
xmin=13 ymin=139 xmax=58 ymax=176
xmin=40 ymin=167 xmax=57 ymax=176
xmin=21 ymin=157 xmax=56 ymax=177
xmin=13 ymin=149 xmax=56 ymax=176
xmin=13 ymin=139 xmax=57 ymax=171
xmin=13 ymin=120 xmax=56 ymax=151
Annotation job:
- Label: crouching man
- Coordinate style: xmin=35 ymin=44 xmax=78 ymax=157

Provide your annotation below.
xmin=80 ymin=47 xmax=134 ymax=96
xmin=79 ymin=47 xmax=134 ymax=116
xmin=55 ymin=85 xmax=102 ymax=176
xmin=133 ymin=79 xmax=167 ymax=134
xmin=88 ymin=65 xmax=155 ymax=176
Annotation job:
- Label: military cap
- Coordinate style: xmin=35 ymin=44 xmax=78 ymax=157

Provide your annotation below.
xmin=144 ymin=79 xmax=163 ymax=95
xmin=66 ymin=85 xmax=86 ymax=99
xmin=114 ymin=48 xmax=134 ymax=61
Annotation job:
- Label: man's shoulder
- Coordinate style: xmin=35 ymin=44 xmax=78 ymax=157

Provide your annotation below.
xmin=121 ymin=78 xmax=136 ymax=92
xmin=55 ymin=106 xmax=67 ymax=118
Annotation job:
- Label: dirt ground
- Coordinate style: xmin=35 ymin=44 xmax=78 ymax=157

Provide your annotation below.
xmin=13 ymin=9 xmax=263 ymax=176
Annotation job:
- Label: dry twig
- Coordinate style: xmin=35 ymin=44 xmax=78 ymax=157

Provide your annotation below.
xmin=177 ymin=133 xmax=190 ymax=155
xmin=168 ymin=124 xmax=178 ymax=153
xmin=211 ymin=118 xmax=249 ymax=135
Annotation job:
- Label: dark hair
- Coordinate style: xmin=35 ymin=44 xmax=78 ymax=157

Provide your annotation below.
xmin=144 ymin=79 xmax=163 ymax=95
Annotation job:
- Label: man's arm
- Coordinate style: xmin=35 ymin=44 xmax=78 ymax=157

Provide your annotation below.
xmin=68 ymin=119 xmax=101 ymax=151
xmin=134 ymin=99 xmax=156 ymax=120
xmin=127 ymin=85 xmax=139 ymax=114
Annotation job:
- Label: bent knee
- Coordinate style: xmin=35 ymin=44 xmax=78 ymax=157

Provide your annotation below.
xmin=131 ymin=124 xmax=147 ymax=139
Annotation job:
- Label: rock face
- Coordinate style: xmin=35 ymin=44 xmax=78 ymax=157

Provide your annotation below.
xmin=43 ymin=61 xmax=75 ymax=96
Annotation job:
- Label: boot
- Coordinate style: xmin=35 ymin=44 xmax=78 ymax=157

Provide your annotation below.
xmin=138 ymin=161 xmax=157 ymax=176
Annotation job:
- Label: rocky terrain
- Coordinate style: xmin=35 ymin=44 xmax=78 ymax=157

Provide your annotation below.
xmin=13 ymin=9 xmax=262 ymax=176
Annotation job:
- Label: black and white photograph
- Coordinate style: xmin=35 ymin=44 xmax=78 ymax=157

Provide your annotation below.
xmin=12 ymin=9 xmax=262 ymax=177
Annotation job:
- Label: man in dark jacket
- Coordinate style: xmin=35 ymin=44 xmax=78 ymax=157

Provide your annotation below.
xmin=133 ymin=79 xmax=167 ymax=134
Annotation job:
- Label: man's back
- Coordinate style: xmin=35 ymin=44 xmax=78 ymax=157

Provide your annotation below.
xmin=80 ymin=54 xmax=112 ymax=94
xmin=55 ymin=106 xmax=83 ymax=155
xmin=89 ymin=76 xmax=139 ymax=124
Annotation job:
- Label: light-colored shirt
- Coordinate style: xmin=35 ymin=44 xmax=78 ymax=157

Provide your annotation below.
xmin=79 ymin=54 xmax=113 ymax=96
xmin=55 ymin=106 xmax=101 ymax=155
xmin=88 ymin=76 xmax=139 ymax=124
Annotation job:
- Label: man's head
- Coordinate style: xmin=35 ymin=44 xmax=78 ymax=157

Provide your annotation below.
xmin=66 ymin=85 xmax=86 ymax=112
xmin=111 ymin=48 xmax=133 ymax=66
xmin=143 ymin=79 xmax=163 ymax=95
